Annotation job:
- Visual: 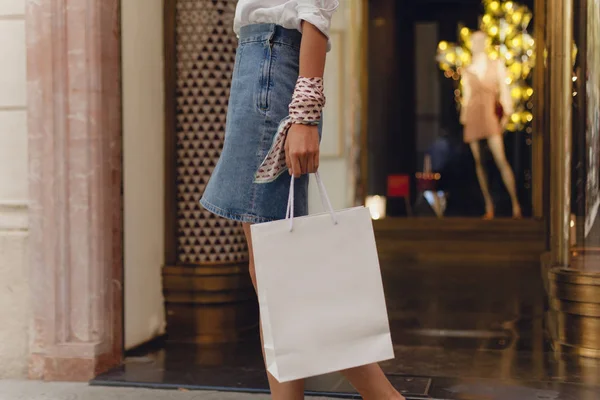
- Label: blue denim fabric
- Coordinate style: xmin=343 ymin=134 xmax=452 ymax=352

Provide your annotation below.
xmin=200 ymin=24 xmax=309 ymax=224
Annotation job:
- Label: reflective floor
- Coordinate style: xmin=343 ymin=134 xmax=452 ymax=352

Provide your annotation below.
xmin=94 ymin=259 xmax=600 ymax=399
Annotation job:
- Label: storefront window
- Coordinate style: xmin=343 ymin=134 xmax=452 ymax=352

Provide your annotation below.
xmin=364 ymin=0 xmax=537 ymax=218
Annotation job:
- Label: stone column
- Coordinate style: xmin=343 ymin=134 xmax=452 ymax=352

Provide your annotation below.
xmin=547 ymin=0 xmax=574 ymax=267
xmin=26 ymin=0 xmax=123 ymax=381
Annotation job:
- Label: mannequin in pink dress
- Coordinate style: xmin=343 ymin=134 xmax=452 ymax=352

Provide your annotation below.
xmin=460 ymin=31 xmax=522 ymax=219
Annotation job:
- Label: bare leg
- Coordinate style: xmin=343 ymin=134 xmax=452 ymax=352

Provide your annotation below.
xmin=243 ymin=223 xmax=305 ymax=400
xmin=486 ymin=135 xmax=522 ymax=218
xmin=469 ymin=141 xmax=494 ymax=218
xmin=341 ymin=364 xmax=405 ymax=400
xmin=242 ymin=224 xmax=404 ymax=400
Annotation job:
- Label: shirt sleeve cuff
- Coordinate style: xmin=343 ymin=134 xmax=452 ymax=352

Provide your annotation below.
xmin=296 ymin=1 xmax=338 ymax=49
xmin=297 ymin=9 xmax=330 ymax=35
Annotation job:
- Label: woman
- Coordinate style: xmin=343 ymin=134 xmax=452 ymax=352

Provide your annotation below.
xmin=201 ymin=1 xmax=404 ymax=399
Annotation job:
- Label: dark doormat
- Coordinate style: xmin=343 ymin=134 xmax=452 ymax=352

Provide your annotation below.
xmin=91 ymin=360 xmax=431 ymax=399
xmin=91 ymin=356 xmax=600 ymax=399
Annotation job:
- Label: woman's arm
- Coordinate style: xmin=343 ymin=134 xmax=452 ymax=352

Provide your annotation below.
xmin=299 ymin=21 xmax=328 ymax=77
xmin=285 ymin=21 xmax=328 ymax=177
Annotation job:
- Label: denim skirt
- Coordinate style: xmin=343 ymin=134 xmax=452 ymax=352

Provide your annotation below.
xmin=200 ymin=24 xmax=310 ymax=224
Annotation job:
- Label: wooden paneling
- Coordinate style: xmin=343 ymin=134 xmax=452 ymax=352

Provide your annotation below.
xmin=164 ymin=0 xmax=178 ymax=265
xmin=374 ymin=218 xmax=546 ymax=264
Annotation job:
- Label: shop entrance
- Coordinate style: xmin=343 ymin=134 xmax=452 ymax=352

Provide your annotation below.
xmin=93 ymin=0 xmax=599 ymax=398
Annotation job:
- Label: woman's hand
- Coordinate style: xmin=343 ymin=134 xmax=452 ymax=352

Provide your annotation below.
xmin=285 ymin=124 xmax=320 ymax=177
xmin=283 ymin=21 xmax=325 ymax=178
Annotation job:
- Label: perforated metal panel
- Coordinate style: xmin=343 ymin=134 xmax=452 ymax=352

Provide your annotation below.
xmin=175 ymin=0 xmax=248 ymax=264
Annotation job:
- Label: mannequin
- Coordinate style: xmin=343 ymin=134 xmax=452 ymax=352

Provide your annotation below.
xmin=460 ymin=31 xmax=522 ymax=219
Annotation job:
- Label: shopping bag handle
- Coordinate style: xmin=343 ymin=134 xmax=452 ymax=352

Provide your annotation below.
xmin=285 ymin=171 xmax=338 ymax=232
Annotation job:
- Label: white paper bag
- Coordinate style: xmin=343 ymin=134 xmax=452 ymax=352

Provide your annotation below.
xmin=251 ymin=173 xmax=394 ymax=383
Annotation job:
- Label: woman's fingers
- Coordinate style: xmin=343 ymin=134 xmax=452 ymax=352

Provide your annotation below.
xmin=306 ymin=154 xmax=315 ymax=175
xmin=291 ymin=154 xmax=303 ymax=178
xmin=286 ymin=124 xmax=320 ymax=177
xmin=290 ymin=152 xmax=321 ymax=176
xmin=290 ymin=152 xmax=319 ymax=177
xmin=299 ymin=154 xmax=309 ymax=175
xmin=306 ymin=150 xmax=319 ymax=174
xmin=285 ymin=145 xmax=292 ymax=175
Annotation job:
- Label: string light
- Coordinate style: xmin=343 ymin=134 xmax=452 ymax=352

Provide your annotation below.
xmin=436 ymin=0 xmax=534 ymax=132
xmin=436 ymin=0 xmax=578 ymax=132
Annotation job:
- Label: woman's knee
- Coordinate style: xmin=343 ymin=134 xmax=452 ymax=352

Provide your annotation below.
xmin=241 ymin=223 xmax=257 ymax=290
xmin=248 ymin=257 xmax=257 ymax=291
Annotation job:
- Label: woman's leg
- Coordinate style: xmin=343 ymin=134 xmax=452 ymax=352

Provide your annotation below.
xmin=486 ymin=135 xmax=522 ymax=218
xmin=469 ymin=141 xmax=494 ymax=218
xmin=341 ymin=365 xmax=405 ymax=400
xmin=242 ymin=223 xmax=305 ymax=400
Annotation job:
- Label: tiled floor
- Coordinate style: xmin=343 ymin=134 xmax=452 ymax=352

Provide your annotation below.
xmin=94 ymin=260 xmax=600 ymax=399
xmin=0 ymin=381 xmax=327 ymax=400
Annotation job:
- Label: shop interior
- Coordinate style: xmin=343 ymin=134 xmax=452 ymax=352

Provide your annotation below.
xmin=93 ymin=0 xmax=600 ymax=398
xmin=364 ymin=0 xmax=536 ymax=219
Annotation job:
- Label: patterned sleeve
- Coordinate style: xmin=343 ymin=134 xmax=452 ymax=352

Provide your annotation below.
xmin=296 ymin=0 xmax=339 ymax=39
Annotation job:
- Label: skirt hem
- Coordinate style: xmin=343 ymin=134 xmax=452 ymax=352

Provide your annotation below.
xmin=200 ymin=197 xmax=276 ymax=224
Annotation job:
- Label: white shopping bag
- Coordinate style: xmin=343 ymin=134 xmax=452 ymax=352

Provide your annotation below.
xmin=251 ymin=173 xmax=394 ymax=383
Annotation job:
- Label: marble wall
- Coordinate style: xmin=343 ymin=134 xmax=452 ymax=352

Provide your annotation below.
xmin=26 ymin=0 xmax=123 ymax=381
xmin=122 ymin=0 xmax=167 ymax=350
xmin=0 ymin=0 xmax=30 ymax=379
xmin=308 ymin=0 xmax=362 ymax=212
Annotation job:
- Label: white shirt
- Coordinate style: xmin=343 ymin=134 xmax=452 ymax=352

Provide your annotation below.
xmin=234 ymin=0 xmax=339 ymax=45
